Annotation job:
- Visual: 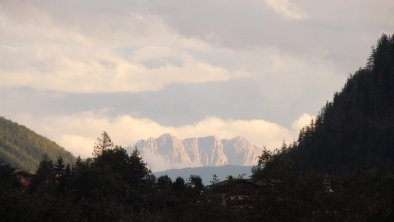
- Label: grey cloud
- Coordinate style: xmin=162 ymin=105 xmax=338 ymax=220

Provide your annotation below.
xmin=0 ymin=0 xmax=393 ymax=139
xmin=141 ymin=0 xmax=393 ymax=70
xmin=2 ymin=0 xmax=392 ymax=70
xmin=0 ymin=76 xmax=336 ymax=128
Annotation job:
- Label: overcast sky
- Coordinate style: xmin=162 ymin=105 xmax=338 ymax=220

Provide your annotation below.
xmin=1 ymin=0 xmax=393 ymax=159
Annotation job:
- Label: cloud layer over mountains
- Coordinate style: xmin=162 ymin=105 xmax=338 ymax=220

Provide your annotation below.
xmin=13 ymin=112 xmax=313 ymax=160
xmin=1 ymin=0 xmax=393 ymax=159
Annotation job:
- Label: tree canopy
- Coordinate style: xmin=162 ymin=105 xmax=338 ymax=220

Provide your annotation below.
xmin=283 ymin=34 xmax=394 ymax=176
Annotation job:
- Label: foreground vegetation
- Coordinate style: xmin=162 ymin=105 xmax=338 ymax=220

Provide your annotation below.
xmin=1 ymin=132 xmax=394 ymax=221
xmin=1 ymin=132 xmax=241 ymax=222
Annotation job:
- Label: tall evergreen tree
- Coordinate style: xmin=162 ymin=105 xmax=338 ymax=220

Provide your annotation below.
xmin=127 ymin=148 xmax=151 ymax=187
xmin=30 ymin=154 xmax=55 ymax=192
xmin=54 ymin=156 xmax=66 ymax=194
xmin=93 ymin=131 xmax=114 ymax=156
xmin=54 ymin=156 xmax=65 ymax=177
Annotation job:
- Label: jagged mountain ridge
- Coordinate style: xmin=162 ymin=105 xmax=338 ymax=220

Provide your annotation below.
xmin=132 ymin=134 xmax=261 ymax=170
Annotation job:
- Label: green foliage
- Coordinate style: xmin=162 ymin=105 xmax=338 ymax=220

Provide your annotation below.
xmin=0 ymin=116 xmax=75 ymax=172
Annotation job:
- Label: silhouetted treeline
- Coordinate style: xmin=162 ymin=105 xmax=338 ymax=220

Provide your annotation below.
xmin=2 ymin=130 xmax=394 ymax=221
xmin=251 ymin=146 xmax=394 ymax=221
xmin=286 ymin=34 xmax=394 ymax=176
xmin=0 ymin=132 xmax=242 ymax=222
xmin=249 ymin=33 xmax=394 ymax=221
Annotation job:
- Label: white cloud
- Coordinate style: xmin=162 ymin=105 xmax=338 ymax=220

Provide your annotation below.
xmin=11 ymin=111 xmax=313 ymax=161
xmin=264 ymin=0 xmax=308 ymax=20
xmin=291 ymin=113 xmax=314 ymax=131
xmin=0 ymin=3 xmax=247 ymax=93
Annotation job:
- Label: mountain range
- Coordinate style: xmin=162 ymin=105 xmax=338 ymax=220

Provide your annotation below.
xmin=131 ymin=133 xmax=261 ymax=171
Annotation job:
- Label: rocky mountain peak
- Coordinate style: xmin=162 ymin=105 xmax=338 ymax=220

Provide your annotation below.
xmin=132 ymin=134 xmax=262 ymax=171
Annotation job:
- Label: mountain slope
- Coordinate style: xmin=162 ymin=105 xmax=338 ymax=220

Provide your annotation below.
xmin=0 ymin=116 xmax=75 ymax=172
xmin=133 ymin=134 xmax=261 ymax=171
xmin=288 ymin=34 xmax=394 ymax=176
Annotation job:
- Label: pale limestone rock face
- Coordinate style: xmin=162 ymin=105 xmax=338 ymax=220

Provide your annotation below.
xmin=132 ymin=134 xmax=261 ymax=169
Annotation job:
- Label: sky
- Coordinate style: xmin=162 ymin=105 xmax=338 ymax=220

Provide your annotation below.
xmin=0 ymin=0 xmax=393 ymax=161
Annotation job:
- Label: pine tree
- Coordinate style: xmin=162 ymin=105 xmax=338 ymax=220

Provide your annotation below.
xmin=31 ymin=154 xmax=55 ymax=192
xmin=65 ymin=163 xmax=71 ymax=177
xmin=54 ymin=156 xmax=65 ymax=178
xmin=54 ymin=156 xmax=66 ymax=194
xmin=128 ymin=148 xmax=150 ymax=186
xmin=93 ymin=131 xmax=114 ymax=156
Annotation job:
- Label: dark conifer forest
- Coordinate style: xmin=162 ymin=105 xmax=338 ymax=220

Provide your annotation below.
xmin=1 ymin=34 xmax=394 ymax=221
xmin=287 ymin=34 xmax=394 ymax=176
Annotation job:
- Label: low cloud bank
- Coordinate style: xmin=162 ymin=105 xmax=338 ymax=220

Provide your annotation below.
xmin=12 ymin=112 xmax=314 ymax=164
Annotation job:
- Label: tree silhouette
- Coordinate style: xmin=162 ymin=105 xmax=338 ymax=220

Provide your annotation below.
xmin=93 ymin=131 xmax=114 ymax=156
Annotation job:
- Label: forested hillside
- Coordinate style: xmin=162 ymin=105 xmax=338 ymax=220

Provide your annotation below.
xmin=287 ymin=34 xmax=394 ymax=176
xmin=0 ymin=116 xmax=75 ymax=172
